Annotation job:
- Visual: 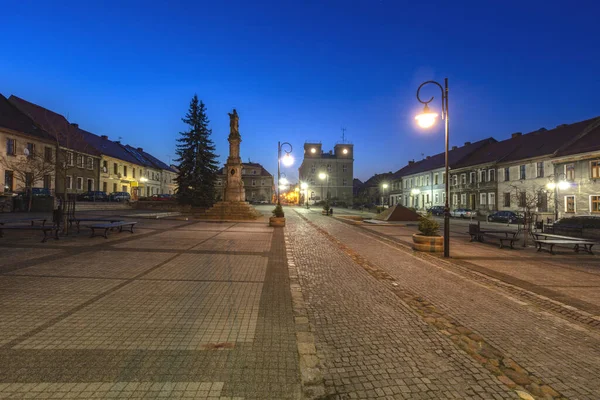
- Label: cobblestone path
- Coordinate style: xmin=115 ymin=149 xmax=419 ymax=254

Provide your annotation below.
xmin=287 ymin=210 xmax=519 ymax=399
xmin=0 ymin=218 xmax=300 ymax=399
xmin=288 ymin=208 xmax=600 ymax=399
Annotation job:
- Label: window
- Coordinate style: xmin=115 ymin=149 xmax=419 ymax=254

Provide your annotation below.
xmin=537 ymin=191 xmax=548 ymax=212
xmin=327 ymin=164 xmax=332 ymax=173
xmin=564 ymin=163 xmax=575 ymax=181
xmin=504 ymin=167 xmax=510 ymax=181
xmin=311 ymin=165 xmax=315 ymax=173
xmin=519 ymin=165 xmax=526 ymax=180
xmin=216 ymin=180 xmax=221 ymax=186
xmin=565 ymin=195 xmax=575 ymax=213
xmin=6 ymin=139 xmax=15 ymax=155
xmin=591 ymin=196 xmax=600 ymax=213
xmin=536 ymin=162 xmax=544 ymax=178
xmin=591 ymin=161 xmax=600 ymax=179
xmin=343 ymin=164 xmax=347 ymax=172
xmin=124 ymin=166 xmax=128 ymax=177
xmin=480 ymin=193 xmax=487 ymax=205
xmin=469 ymin=172 xmax=475 ymax=183
xmin=452 ymin=175 xmax=458 ymax=186
xmin=488 ymin=169 xmax=495 ymax=182
xmin=434 ymin=174 xmax=438 ymax=185
xmin=4 ymin=170 xmax=13 ymax=192
xmin=503 ymin=193 xmax=511 ymax=207
xmin=252 ymin=179 xmax=256 ymax=186
xmin=67 ymin=152 xmax=74 ymax=166
xmin=442 ymin=172 xmax=446 ymax=184
xmin=461 ymin=193 xmax=466 ymax=205
xmin=77 ymin=177 xmax=83 ymax=190
xmin=426 ymin=194 xmax=430 ymax=203
xmin=343 ymin=178 xmax=347 ymax=186
xmin=102 ymin=160 xmax=108 ymax=172
xmin=114 ymin=163 xmax=118 ymax=174
xmin=44 ymin=147 xmax=53 ymax=162
xmin=435 ymin=193 xmax=439 ymax=204
xmin=252 ymin=170 xmax=257 ymax=175
xmin=452 ymin=194 xmax=458 ymax=206
xmin=479 ymin=170 xmax=486 ymax=183
xmin=461 ymin=174 xmax=466 ymax=184
xmin=66 ymin=176 xmax=72 ymax=190
xmin=442 ymin=192 xmax=446 ymax=204
xmin=43 ymin=175 xmax=51 ymax=189
xmin=103 ymin=182 xmax=107 ymax=193
xmin=519 ymin=192 xmax=526 ymax=208
xmin=87 ymin=179 xmax=94 ymax=191
xmin=261 ymin=180 xmax=265 ymax=186
xmin=26 ymin=143 xmax=35 ymax=157
xmin=133 ymin=168 xmax=136 ymax=178
xmin=86 ymin=157 xmax=93 ymax=170
xmin=122 ymin=185 xmax=128 ymax=192
xmin=488 ymin=193 xmax=496 ymax=206
xmin=77 ymin=154 xmax=84 ymax=168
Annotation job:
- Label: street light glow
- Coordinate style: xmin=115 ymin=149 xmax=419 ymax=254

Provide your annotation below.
xmin=318 ymin=172 xmax=327 ymax=180
xmin=311 ymin=148 xmax=316 ymax=153
xmin=282 ymin=153 xmax=294 ymax=167
xmin=558 ymin=181 xmax=570 ymax=190
xmin=280 ymin=177 xmax=289 ymax=185
xmin=415 ymin=112 xmax=438 ymax=128
xmin=546 ymin=182 xmax=556 ymax=190
xmin=301 ymin=182 xmax=308 ymax=189
xmin=343 ymin=148 xmax=348 ymax=154
xmin=382 ymin=183 xmax=389 ymax=189
xmin=411 ymin=188 xmax=421 ymax=195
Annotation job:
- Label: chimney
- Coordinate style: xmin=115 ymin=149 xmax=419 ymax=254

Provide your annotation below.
xmin=137 ymin=147 xmax=143 ymax=152
xmin=71 ymin=123 xmax=79 ymax=128
xmin=464 ymin=141 xmax=471 ymax=146
xmin=101 ymin=135 xmax=108 ymax=140
xmin=408 ymin=159 xmax=415 ymax=165
xmin=426 ymin=156 xmax=430 ymax=159
xmin=452 ymin=146 xmax=458 ymax=150
xmin=556 ymin=124 xmax=568 ymax=128
xmin=511 ymin=132 xmax=522 ymax=138
xmin=115 ymin=141 xmax=121 ymax=144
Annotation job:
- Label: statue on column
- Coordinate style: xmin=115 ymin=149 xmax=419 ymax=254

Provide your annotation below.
xmin=228 ymin=109 xmax=240 ymax=138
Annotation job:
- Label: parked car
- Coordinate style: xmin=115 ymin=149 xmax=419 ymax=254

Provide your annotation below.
xmin=487 ymin=211 xmax=523 ymax=224
xmin=109 ymin=192 xmax=131 ymax=202
xmin=78 ymin=191 xmax=109 ymax=202
xmin=150 ymin=194 xmax=173 ymax=201
xmin=450 ymin=208 xmax=474 ymax=218
xmin=427 ymin=206 xmax=445 ymax=216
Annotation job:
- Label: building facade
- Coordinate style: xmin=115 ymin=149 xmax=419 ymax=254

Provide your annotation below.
xmin=216 ymin=162 xmax=273 ymax=203
xmin=298 ymin=142 xmax=354 ymax=203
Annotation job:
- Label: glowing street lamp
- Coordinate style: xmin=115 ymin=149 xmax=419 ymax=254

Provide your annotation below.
xmin=382 ymin=183 xmax=389 ymax=206
xmin=301 ymin=182 xmax=309 ymax=208
xmin=415 ymin=78 xmax=450 ymax=257
xmin=546 ymin=173 xmax=570 ymax=221
xmin=277 ymin=141 xmax=293 ymax=206
xmin=318 ymin=172 xmax=328 ymax=200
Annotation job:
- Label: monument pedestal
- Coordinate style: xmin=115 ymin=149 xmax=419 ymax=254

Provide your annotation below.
xmin=203 ymin=201 xmax=261 ymax=220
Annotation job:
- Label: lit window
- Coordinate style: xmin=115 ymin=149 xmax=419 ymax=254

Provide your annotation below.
xmin=591 ymin=196 xmax=600 ymax=213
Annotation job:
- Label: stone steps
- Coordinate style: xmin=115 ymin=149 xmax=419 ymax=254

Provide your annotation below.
xmin=202 ymin=201 xmax=261 ymax=220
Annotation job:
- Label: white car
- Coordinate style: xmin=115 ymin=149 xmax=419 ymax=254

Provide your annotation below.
xmin=450 ymin=208 xmax=474 ymax=218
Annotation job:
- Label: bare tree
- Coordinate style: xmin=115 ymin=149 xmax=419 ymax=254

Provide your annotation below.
xmin=0 ymin=151 xmax=55 ymax=211
xmin=508 ymin=182 xmax=554 ymax=247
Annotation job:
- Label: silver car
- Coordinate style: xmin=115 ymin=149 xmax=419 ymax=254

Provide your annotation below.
xmin=450 ymin=208 xmax=474 ymax=218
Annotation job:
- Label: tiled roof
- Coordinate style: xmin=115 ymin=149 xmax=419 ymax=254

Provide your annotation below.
xmin=135 ymin=148 xmax=178 ymax=172
xmin=554 ymin=117 xmax=600 ymax=157
xmin=219 ymin=162 xmax=273 ymax=177
xmin=76 ymin=130 xmax=140 ymax=164
xmin=8 ymin=95 xmax=101 ymax=156
xmin=0 ymin=94 xmax=54 ymax=142
xmin=363 ymin=172 xmax=394 ymax=186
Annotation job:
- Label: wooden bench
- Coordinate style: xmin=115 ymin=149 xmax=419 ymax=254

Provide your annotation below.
xmin=0 ymin=225 xmax=59 ymax=242
xmin=0 ymin=217 xmax=47 ymax=227
xmin=69 ymin=218 xmax=124 ymax=233
xmin=469 ymin=224 xmax=520 ymax=249
xmin=534 ymin=239 xmax=596 ymax=255
xmin=86 ymin=221 xmax=137 ymax=239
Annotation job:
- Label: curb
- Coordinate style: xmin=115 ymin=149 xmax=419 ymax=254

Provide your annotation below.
xmin=284 ymin=232 xmax=326 ymax=400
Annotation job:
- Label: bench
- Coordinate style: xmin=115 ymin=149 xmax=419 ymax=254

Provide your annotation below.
xmin=534 ymin=239 xmax=596 ymax=255
xmin=468 ymin=224 xmax=520 ymax=249
xmin=86 ymin=221 xmax=137 ymax=239
xmin=69 ymin=218 xmax=124 ymax=233
xmin=0 ymin=225 xmax=59 ymax=242
xmin=0 ymin=218 xmax=47 ymax=227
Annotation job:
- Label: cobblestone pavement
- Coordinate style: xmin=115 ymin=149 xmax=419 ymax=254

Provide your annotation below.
xmin=290 ymin=208 xmax=600 ymax=399
xmin=0 ymin=216 xmax=300 ymax=399
xmin=286 ymin=210 xmax=518 ymax=399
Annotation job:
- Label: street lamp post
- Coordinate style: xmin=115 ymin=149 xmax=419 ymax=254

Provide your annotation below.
xmin=415 ymin=78 xmax=450 ymax=257
xmin=382 ymin=183 xmax=389 ymax=207
xmin=301 ymin=182 xmax=308 ymax=208
xmin=277 ymin=142 xmax=293 ymax=206
xmin=546 ymin=173 xmax=569 ymax=222
xmin=318 ymin=172 xmax=328 ymax=201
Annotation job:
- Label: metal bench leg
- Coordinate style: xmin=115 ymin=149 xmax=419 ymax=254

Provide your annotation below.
xmin=549 ymin=244 xmax=555 ymax=255
xmin=128 ymin=225 xmax=134 ymax=234
xmin=103 ymin=228 xmax=109 ymax=239
xmin=90 ymin=228 xmax=97 ymax=238
xmin=41 ymin=230 xmax=48 ymax=243
xmin=574 ymin=244 xmax=580 ymax=253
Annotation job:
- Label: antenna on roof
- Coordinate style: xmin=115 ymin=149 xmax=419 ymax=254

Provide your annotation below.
xmin=341 ymin=127 xmax=347 ymax=143
xmin=421 ymin=153 xmax=425 ymax=159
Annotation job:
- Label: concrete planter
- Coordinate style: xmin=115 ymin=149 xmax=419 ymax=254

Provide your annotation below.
xmin=269 ymin=216 xmax=285 ymax=227
xmin=412 ymin=233 xmax=444 ymax=253
xmin=321 ymin=210 xmax=329 ymax=215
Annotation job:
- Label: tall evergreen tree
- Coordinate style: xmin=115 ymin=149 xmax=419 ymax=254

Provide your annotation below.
xmin=175 ymin=95 xmax=219 ymax=207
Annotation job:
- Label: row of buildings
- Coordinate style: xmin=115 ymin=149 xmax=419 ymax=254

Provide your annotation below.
xmin=0 ymin=94 xmax=178 ymax=199
xmin=364 ymin=116 xmax=600 ymax=220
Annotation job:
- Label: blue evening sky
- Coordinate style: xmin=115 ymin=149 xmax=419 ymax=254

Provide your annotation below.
xmin=1 ymin=0 xmax=599 ymax=182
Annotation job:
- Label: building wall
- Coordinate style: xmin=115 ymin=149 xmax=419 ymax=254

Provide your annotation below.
xmin=99 ymin=155 xmax=144 ymax=196
xmin=215 ymin=164 xmax=274 ymax=202
xmin=450 ymin=165 xmax=498 ymax=213
xmin=0 ymin=127 xmax=56 ymax=193
xmin=298 ymin=143 xmax=354 ymax=203
xmin=161 ymin=170 xmax=178 ymax=195
xmin=552 ymin=153 xmax=600 ymax=218
xmin=55 ymin=147 xmax=100 ymax=196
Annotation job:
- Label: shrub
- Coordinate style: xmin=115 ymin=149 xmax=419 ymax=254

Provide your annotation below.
xmin=323 ymin=200 xmax=330 ymax=212
xmin=418 ymin=213 xmax=440 ymax=236
xmin=272 ymin=204 xmax=284 ymax=218
xmin=556 ymin=216 xmax=600 ymax=229
xmin=376 ymin=206 xmax=385 ymax=214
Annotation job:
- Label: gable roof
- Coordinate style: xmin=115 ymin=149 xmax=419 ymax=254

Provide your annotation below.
xmin=554 ymin=117 xmax=600 ymax=157
xmin=76 ymin=130 xmax=141 ymax=165
xmin=219 ymin=162 xmax=273 ymax=177
xmin=8 ymin=95 xmax=102 ymax=156
xmin=0 ymin=94 xmax=55 ymax=143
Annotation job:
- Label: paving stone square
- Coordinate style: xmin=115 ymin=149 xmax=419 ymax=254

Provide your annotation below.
xmin=192 ymin=239 xmax=272 ymax=253
xmin=0 ymin=247 xmax=64 ymax=268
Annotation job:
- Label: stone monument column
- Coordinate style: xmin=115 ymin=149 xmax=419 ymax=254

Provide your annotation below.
xmin=224 ymin=109 xmax=246 ymax=202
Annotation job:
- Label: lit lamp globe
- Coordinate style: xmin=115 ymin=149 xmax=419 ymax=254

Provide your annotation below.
xmin=282 ymin=153 xmax=294 ymax=167
xmin=280 ymin=177 xmax=289 ymax=185
xmin=415 ymin=104 xmax=439 ymax=129
xmin=546 ymin=182 xmax=556 ymax=190
xmin=318 ymin=172 xmax=327 ymax=180
xmin=300 ymin=182 xmax=308 ymax=190
xmin=382 ymin=183 xmax=389 ymax=189
xmin=558 ymin=181 xmax=570 ymax=190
